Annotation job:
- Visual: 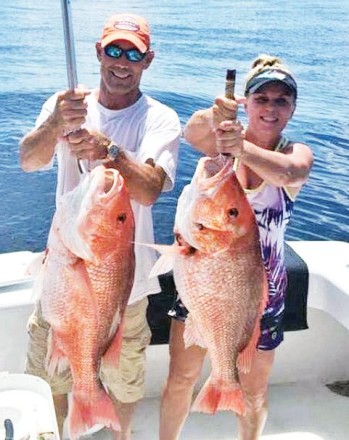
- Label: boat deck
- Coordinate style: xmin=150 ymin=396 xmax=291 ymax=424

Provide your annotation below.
xmin=86 ymin=380 xmax=349 ymax=440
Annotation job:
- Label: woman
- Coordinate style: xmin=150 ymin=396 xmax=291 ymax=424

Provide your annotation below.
xmin=159 ymin=55 xmax=313 ymax=440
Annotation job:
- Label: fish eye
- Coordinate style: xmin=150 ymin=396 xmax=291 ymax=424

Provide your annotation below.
xmin=194 ymin=222 xmax=205 ymax=231
xmin=175 ymin=233 xmax=185 ymax=245
xmin=228 ymin=208 xmax=239 ymax=218
xmin=117 ymin=213 xmax=127 ymax=224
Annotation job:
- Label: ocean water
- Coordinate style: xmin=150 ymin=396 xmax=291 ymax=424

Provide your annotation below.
xmin=0 ymin=0 xmax=348 ymax=253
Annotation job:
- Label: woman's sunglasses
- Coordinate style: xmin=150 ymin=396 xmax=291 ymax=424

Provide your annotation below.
xmin=104 ymin=44 xmax=147 ymax=63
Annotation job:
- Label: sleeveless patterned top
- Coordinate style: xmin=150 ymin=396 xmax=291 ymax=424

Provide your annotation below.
xmin=234 ymin=136 xmax=295 ymax=348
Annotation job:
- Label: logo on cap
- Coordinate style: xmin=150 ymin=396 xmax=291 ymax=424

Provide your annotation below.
xmin=113 ymin=19 xmax=140 ymax=32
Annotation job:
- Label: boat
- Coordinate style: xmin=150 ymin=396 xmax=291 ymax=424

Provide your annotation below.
xmin=1 ymin=240 xmax=349 ymax=439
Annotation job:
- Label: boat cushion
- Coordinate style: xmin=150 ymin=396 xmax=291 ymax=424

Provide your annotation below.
xmin=147 ymin=242 xmax=309 ymax=344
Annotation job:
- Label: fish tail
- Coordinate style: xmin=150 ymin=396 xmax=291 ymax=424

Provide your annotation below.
xmin=191 ymin=376 xmax=245 ymax=415
xmin=69 ymin=388 xmax=121 ymax=439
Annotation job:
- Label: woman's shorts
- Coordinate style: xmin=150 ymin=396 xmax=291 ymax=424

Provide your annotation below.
xmin=168 ymin=297 xmax=284 ymax=351
xmin=26 ymin=297 xmax=151 ymax=403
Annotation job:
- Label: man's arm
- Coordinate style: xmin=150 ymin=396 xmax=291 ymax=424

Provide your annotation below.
xmin=66 ymin=128 xmax=170 ymax=206
xmin=20 ymin=88 xmax=90 ymax=172
xmin=105 ymin=154 xmax=167 ymax=206
xmin=20 ymin=114 xmax=61 ymax=172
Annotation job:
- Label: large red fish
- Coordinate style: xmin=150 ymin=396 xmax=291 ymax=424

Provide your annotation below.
xmin=34 ymin=165 xmax=135 ymax=439
xmin=152 ymin=155 xmax=268 ymax=415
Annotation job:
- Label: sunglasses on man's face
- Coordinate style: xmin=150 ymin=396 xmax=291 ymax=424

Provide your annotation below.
xmin=104 ymin=44 xmax=147 ymax=62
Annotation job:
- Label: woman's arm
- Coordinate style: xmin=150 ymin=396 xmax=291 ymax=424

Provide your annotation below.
xmin=214 ymin=120 xmax=313 ymax=189
xmin=239 ymin=140 xmax=313 ymax=188
xmin=183 ymin=96 xmax=238 ymax=156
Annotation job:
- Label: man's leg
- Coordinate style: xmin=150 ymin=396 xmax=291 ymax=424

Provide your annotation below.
xmin=53 ymin=394 xmax=69 ymax=439
xmin=26 ymin=304 xmax=72 ymax=439
xmin=101 ymin=298 xmax=151 ymax=440
xmin=237 ymin=349 xmax=275 ymax=440
xmin=159 ymin=319 xmax=206 ymax=440
xmin=108 ymin=398 xmax=136 ymax=440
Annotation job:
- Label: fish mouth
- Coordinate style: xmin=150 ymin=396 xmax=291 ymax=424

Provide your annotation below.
xmin=100 ymin=168 xmax=124 ymax=198
xmin=196 ymin=155 xmax=233 ymax=191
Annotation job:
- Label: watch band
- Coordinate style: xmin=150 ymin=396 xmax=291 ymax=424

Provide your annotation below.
xmin=106 ymin=142 xmax=121 ymax=161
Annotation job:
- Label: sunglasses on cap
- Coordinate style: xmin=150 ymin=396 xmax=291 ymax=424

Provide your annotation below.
xmin=104 ymin=44 xmax=147 ymax=62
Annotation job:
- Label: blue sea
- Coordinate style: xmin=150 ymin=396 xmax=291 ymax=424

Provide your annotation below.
xmin=0 ymin=0 xmax=348 ymax=253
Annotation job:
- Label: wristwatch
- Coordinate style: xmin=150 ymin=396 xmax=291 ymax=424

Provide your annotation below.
xmin=106 ymin=142 xmax=121 ymax=161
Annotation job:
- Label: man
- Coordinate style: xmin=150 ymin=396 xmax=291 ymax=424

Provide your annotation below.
xmin=20 ymin=13 xmax=181 ymax=440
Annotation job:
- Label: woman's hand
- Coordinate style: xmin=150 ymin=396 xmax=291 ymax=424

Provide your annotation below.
xmin=211 ymin=95 xmax=245 ymax=128
xmin=215 ymin=120 xmax=245 ymax=157
xmin=212 ymin=95 xmax=238 ymax=128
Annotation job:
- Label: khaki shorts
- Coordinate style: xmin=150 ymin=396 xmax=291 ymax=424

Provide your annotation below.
xmin=26 ymin=297 xmax=151 ymax=403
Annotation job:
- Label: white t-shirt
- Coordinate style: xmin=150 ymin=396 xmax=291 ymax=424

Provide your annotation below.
xmin=35 ymin=90 xmax=181 ymax=304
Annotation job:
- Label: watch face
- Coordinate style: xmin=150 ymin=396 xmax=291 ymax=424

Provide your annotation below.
xmin=108 ymin=144 xmax=120 ymax=160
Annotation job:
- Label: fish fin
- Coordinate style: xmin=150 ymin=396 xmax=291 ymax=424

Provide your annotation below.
xmin=29 ymin=250 xmax=49 ymax=301
xmin=66 ymin=259 xmax=100 ymax=320
xmin=236 ymin=342 xmax=256 ymax=374
xmin=134 ymin=241 xmax=179 ymax=255
xmin=134 ymin=241 xmax=186 ymax=255
xmin=25 ymin=250 xmax=46 ymax=276
xmin=184 ymin=315 xmax=207 ymax=349
xmin=69 ymin=387 xmax=120 ymax=440
xmin=261 ymin=271 xmax=269 ymax=311
xmin=102 ymin=320 xmax=124 ymax=368
xmin=237 ymin=272 xmax=269 ymax=373
xmin=149 ymin=254 xmax=175 ymax=278
xmin=191 ymin=376 xmax=245 ymax=415
xmin=45 ymin=329 xmax=69 ymax=376
xmin=30 ymin=264 xmax=46 ymax=302
xmin=135 ymin=242 xmax=188 ymax=278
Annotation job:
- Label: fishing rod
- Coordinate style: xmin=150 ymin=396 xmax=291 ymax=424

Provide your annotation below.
xmin=60 ymin=0 xmax=90 ymax=173
xmin=221 ymin=69 xmax=237 ymax=159
xmin=225 ymin=69 xmax=236 ymax=101
xmin=61 ymin=0 xmax=78 ymax=90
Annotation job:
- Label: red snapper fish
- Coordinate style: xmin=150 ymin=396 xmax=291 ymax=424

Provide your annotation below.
xmin=151 ymin=155 xmax=268 ymax=415
xmin=33 ymin=165 xmax=135 ymax=439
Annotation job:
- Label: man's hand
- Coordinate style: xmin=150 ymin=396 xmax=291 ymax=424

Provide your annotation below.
xmin=66 ymin=129 xmax=110 ymax=161
xmin=53 ymin=88 xmax=91 ymax=135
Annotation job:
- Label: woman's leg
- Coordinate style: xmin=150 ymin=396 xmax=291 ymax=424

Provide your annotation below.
xmin=159 ymin=319 xmax=206 ymax=440
xmin=237 ymin=349 xmax=275 ymax=440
